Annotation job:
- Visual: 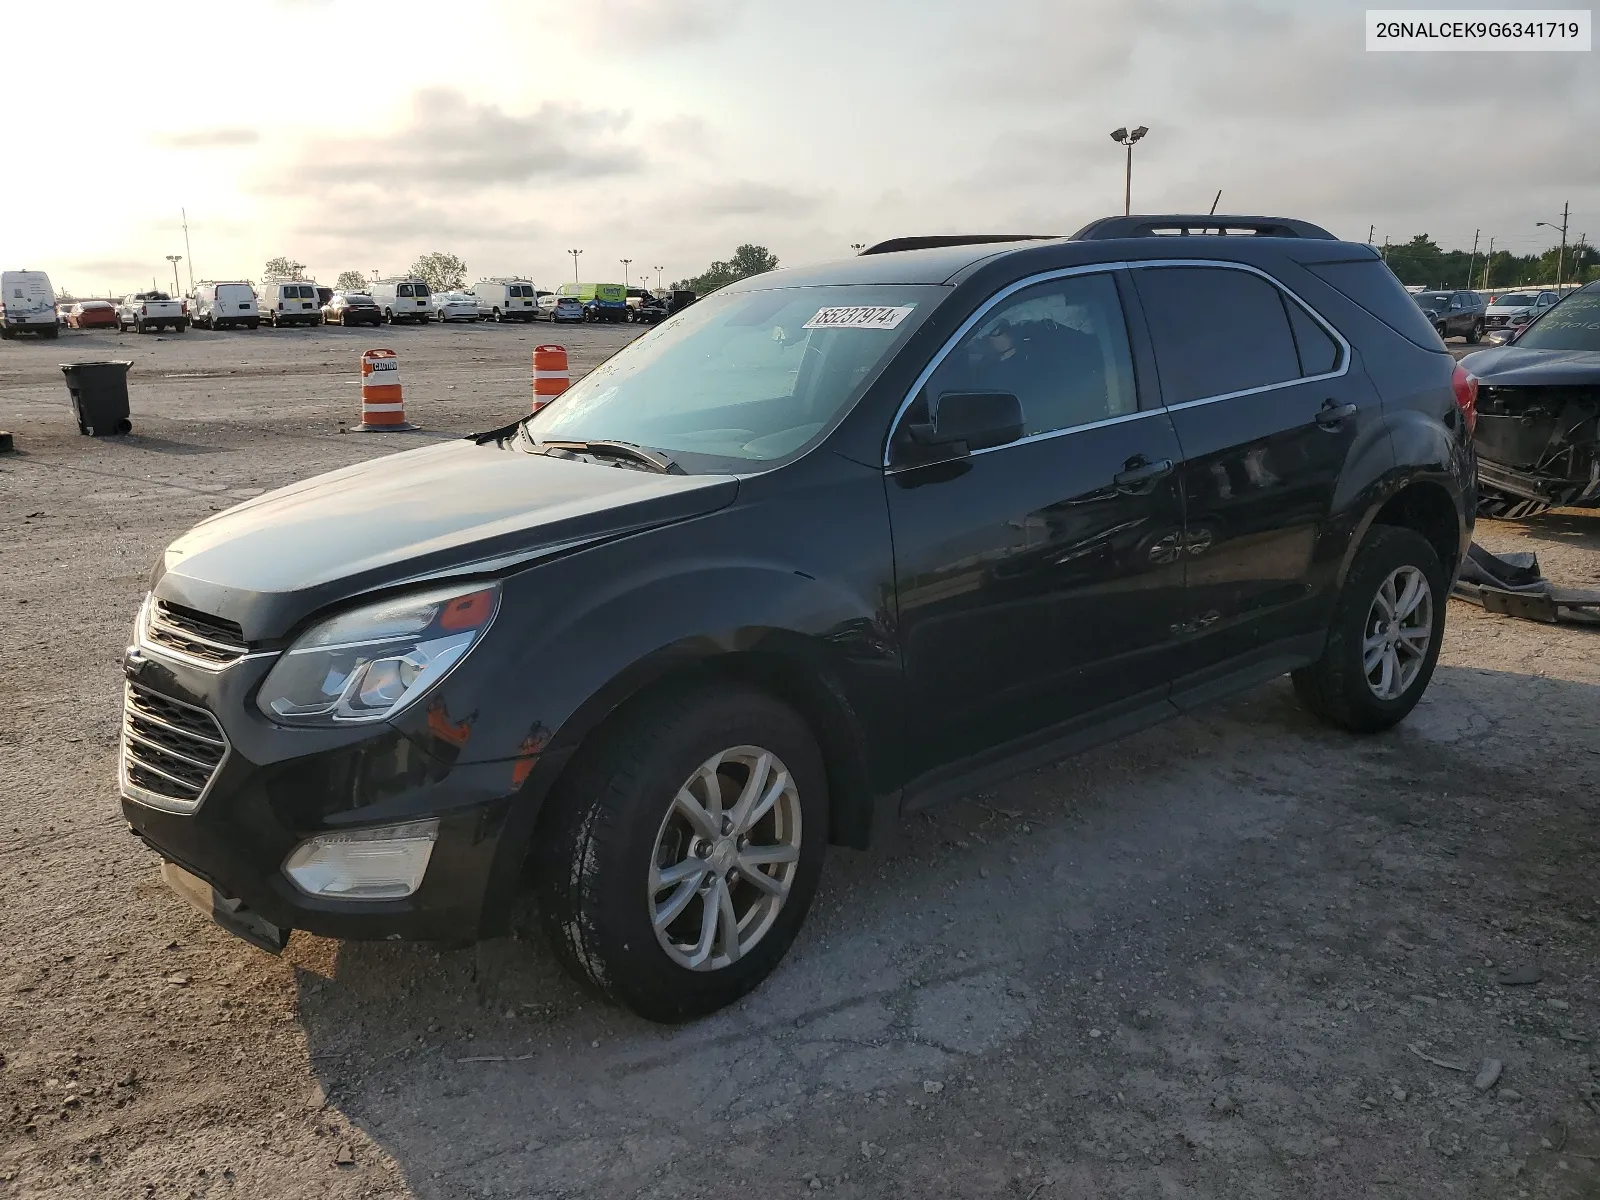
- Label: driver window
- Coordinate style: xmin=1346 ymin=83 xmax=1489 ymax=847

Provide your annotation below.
xmin=923 ymin=272 xmax=1138 ymax=439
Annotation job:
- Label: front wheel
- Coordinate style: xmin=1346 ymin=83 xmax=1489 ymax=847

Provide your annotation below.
xmin=1291 ymin=526 xmax=1447 ymax=733
xmin=535 ymin=684 xmax=828 ymax=1022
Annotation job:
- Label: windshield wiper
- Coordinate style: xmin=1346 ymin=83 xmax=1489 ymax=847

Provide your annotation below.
xmin=527 ymin=437 xmax=682 ymax=474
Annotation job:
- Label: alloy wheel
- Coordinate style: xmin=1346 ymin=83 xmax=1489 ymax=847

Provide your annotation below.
xmin=648 ymin=746 xmax=802 ymax=971
xmin=1363 ymin=565 xmax=1433 ymax=700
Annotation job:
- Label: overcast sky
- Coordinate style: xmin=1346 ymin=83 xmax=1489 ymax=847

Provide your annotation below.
xmin=6 ymin=0 xmax=1596 ymax=296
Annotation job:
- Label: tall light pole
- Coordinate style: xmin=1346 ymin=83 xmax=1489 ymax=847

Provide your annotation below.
xmin=165 ymin=255 xmax=183 ymax=296
xmin=620 ymin=258 xmax=632 ymax=288
xmin=181 ymin=208 xmax=194 ymax=292
xmin=654 ymin=265 xmax=665 ymax=290
xmin=1465 ymin=229 xmax=1480 ymax=289
xmin=1109 ymin=126 xmax=1148 ymax=217
xmin=1536 ymin=201 xmax=1570 ymax=288
xmin=1481 ymin=237 xmax=1495 ymax=290
xmin=568 ymin=249 xmax=582 ymax=284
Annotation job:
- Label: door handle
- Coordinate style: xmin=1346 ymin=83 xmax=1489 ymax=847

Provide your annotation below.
xmin=1315 ymin=400 xmax=1358 ymax=428
xmin=1113 ymin=456 xmax=1174 ymax=488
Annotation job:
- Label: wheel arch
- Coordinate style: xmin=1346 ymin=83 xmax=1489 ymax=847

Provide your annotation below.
xmin=1339 ymin=476 xmax=1465 ymax=587
xmin=534 ymin=635 xmax=879 ymax=854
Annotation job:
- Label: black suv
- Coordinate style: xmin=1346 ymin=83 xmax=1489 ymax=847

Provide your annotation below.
xmin=120 ymin=215 xmax=1475 ymax=1021
xmin=1412 ymin=289 xmax=1486 ymax=343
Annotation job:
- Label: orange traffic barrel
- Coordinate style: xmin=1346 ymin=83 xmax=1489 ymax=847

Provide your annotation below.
xmin=532 ymin=344 xmax=568 ymax=413
xmin=357 ymin=348 xmax=415 ymax=431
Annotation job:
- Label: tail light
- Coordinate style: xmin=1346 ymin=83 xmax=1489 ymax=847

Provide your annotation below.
xmin=140 ymin=305 xmax=148 ymax=315
xmin=1451 ymin=363 xmax=1478 ymax=434
xmin=181 ymin=300 xmax=189 ymax=314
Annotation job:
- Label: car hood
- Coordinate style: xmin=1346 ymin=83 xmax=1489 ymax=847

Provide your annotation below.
xmin=1485 ymin=304 xmax=1532 ymax=314
xmin=1460 ymin=345 xmax=1600 ymax=386
xmin=154 ymin=434 xmax=739 ymax=641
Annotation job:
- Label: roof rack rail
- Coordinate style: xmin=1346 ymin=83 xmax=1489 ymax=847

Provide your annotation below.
xmin=1071 ymin=215 xmax=1337 ymax=241
xmin=859 ymin=234 xmax=1059 ymax=255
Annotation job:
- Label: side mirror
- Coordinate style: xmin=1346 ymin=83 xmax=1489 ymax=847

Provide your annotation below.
xmin=908 ymin=391 xmax=1025 ymax=455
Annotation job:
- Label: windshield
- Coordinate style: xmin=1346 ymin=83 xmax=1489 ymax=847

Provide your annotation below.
xmin=525 ymin=284 xmax=945 ymax=469
xmin=1515 ymin=289 xmax=1600 ymax=352
xmin=1493 ymin=293 xmax=1535 ymax=306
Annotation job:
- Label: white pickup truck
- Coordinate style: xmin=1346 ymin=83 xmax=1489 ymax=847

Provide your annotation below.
xmin=117 ymin=291 xmax=188 ymax=334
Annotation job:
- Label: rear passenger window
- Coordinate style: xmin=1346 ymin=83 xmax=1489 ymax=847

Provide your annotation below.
xmin=924 ymin=272 xmax=1138 ymax=438
xmin=1133 ymin=267 xmax=1300 ymax=404
xmin=1282 ymin=296 xmax=1341 ymax=375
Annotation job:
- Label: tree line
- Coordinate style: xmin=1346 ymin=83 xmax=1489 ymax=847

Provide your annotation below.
xmin=256 ymin=245 xmax=786 ymax=298
xmin=1382 ymin=235 xmax=1598 ymax=290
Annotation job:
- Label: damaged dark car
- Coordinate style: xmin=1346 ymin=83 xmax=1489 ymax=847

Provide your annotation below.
xmin=1462 ymin=281 xmax=1600 ymax=518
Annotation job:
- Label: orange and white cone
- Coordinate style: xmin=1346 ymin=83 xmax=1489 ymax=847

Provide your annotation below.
xmin=357 ymin=348 xmax=416 ymax=431
xmin=532 ymin=344 xmax=569 ymax=413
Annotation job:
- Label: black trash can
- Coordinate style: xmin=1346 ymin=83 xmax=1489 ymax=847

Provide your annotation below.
xmin=60 ymin=360 xmax=133 ymax=436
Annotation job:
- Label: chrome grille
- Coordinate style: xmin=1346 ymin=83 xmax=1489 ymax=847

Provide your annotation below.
xmin=146 ymin=600 xmax=249 ymax=667
xmin=120 ymin=683 xmax=229 ymax=813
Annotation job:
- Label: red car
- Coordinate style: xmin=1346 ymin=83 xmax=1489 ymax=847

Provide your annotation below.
xmin=64 ymin=301 xmax=118 ymax=330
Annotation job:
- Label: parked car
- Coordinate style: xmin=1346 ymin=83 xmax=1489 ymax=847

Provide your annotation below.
xmin=630 ymin=294 xmax=669 ymax=324
xmin=540 ymin=294 xmax=585 ymax=323
xmin=432 ymin=292 xmax=481 ymax=323
xmin=118 ymin=214 xmax=1473 ymax=1022
xmin=117 ymin=291 xmax=187 ymax=334
xmin=558 ymin=281 xmax=629 ymax=323
xmin=63 ymin=300 xmax=118 ymax=329
xmin=472 ymin=279 xmax=539 ymax=323
xmin=668 ymin=289 xmax=698 ymax=316
xmin=1461 ymin=281 xmax=1600 ymax=519
xmin=370 ymin=279 xmax=433 ymax=324
xmin=1484 ymin=289 xmax=1559 ymax=330
xmin=1 ymin=269 xmax=59 ymax=339
xmin=190 ymin=281 xmax=259 ymax=330
xmin=316 ymin=286 xmax=334 ymax=309
xmin=258 ymin=281 xmax=322 ymax=328
xmin=1411 ymin=289 xmax=1485 ymax=343
xmin=323 ymin=292 xmax=382 ymax=327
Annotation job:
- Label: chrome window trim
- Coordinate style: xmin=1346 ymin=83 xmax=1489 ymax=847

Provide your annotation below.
xmin=882 ymin=257 xmax=1352 ymax=468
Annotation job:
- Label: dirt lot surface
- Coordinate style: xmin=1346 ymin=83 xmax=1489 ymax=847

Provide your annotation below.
xmin=2 ymin=323 xmax=1599 ymax=1199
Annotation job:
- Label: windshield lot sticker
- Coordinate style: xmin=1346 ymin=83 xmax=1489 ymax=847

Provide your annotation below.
xmin=803 ymin=305 xmax=915 ymax=330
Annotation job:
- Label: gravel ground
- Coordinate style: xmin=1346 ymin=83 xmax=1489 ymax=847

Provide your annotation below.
xmin=2 ymin=324 xmax=1598 ymax=1199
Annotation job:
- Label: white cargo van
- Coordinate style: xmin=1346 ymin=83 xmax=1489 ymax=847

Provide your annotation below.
xmin=1 ymin=269 xmax=59 ymax=339
xmin=369 ymin=278 xmax=433 ymax=324
xmin=191 ymin=281 xmax=260 ymax=330
xmin=258 ymin=281 xmax=322 ymax=328
xmin=471 ymin=279 xmax=538 ymax=323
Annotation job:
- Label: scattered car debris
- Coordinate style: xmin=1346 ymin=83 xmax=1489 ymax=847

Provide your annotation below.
xmin=1475 ymin=1059 xmax=1504 ymax=1092
xmin=1407 ymin=1042 xmax=1469 ymax=1072
xmin=1451 ymin=543 xmax=1600 ymax=625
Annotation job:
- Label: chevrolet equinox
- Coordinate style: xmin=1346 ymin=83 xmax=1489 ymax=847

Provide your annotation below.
xmin=120 ymin=215 xmax=1476 ymax=1020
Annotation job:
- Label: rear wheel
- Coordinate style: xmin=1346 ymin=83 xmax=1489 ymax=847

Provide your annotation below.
xmin=247 ymin=319 xmax=259 ymax=330
xmin=535 ymin=684 xmax=828 ymax=1022
xmin=1292 ymin=526 xmax=1446 ymax=733
xmin=1467 ymin=321 xmax=1483 ymax=345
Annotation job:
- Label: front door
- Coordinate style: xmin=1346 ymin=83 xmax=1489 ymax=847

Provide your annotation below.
xmin=1128 ymin=262 xmax=1389 ymax=697
xmin=886 ymin=269 xmax=1188 ymax=785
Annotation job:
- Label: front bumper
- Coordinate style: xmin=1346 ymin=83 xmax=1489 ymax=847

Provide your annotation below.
xmin=1477 ymin=457 xmax=1600 ymax=509
xmin=119 ymin=646 xmax=529 ymax=945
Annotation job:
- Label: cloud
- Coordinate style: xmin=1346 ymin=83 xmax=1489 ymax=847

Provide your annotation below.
xmin=157 ymin=127 xmax=260 ymax=148
xmin=684 ymin=181 xmax=823 ymax=219
xmin=267 ymin=90 xmax=642 ymax=191
xmin=567 ymin=0 xmax=745 ymax=50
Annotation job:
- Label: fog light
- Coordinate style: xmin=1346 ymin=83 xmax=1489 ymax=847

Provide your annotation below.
xmin=282 ymin=819 xmax=439 ymax=899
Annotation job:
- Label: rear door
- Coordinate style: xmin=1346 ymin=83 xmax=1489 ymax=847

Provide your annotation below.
xmin=1129 ymin=261 xmax=1383 ymax=703
xmin=886 ymin=268 xmax=1187 ymax=783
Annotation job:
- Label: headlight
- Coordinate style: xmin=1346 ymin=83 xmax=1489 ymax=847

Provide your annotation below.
xmin=256 ymin=583 xmax=499 ymax=726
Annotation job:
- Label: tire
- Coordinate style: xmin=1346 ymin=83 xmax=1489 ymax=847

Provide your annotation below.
xmin=40 ymin=324 xmax=58 ymax=340
xmin=534 ymin=683 xmax=828 ymax=1022
xmin=1435 ymin=323 xmax=1448 ymax=341
xmin=1467 ymin=321 xmax=1483 ymax=345
xmin=171 ymin=323 xmax=185 ymax=334
xmin=248 ymin=320 xmax=259 ymax=331
xmin=493 ymin=307 xmax=503 ymax=322
xmin=1291 ymin=525 xmax=1447 ymax=733
xmin=136 ymin=321 xmax=148 ymax=335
